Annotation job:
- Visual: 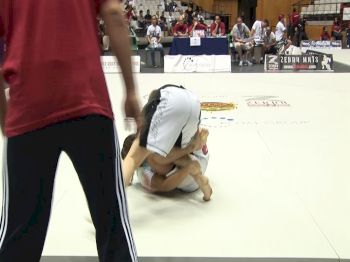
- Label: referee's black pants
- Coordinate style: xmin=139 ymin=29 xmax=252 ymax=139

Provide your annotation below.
xmin=0 ymin=115 xmax=138 ymax=262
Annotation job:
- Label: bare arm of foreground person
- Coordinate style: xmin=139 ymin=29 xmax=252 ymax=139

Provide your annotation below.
xmin=101 ymin=0 xmax=142 ymax=129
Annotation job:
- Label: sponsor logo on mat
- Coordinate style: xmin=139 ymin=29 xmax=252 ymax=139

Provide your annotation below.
xmin=245 ymin=96 xmax=290 ymax=107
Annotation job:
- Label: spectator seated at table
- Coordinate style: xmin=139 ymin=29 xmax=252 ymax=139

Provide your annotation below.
xmin=320 ymin=26 xmax=331 ymax=41
xmin=173 ymin=16 xmax=189 ymax=37
xmin=264 ymin=26 xmax=277 ymax=55
xmin=210 ymin=15 xmax=226 ymax=37
xmin=188 ymin=17 xmax=207 ymax=37
xmin=231 ymin=16 xmax=253 ymax=66
xmin=146 ymin=15 xmax=164 ymax=68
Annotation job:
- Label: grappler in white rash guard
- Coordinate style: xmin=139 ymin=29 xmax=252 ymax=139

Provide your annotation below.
xmin=122 ymin=84 xmax=212 ymax=201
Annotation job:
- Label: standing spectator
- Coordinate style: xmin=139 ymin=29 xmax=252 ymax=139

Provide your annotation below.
xmin=167 ymin=12 xmax=177 ymax=35
xmin=146 ymin=16 xmax=164 ymax=68
xmin=185 ymin=6 xmax=194 ymax=25
xmin=197 ymin=8 xmax=205 ymax=22
xmin=144 ymin=9 xmax=152 ymax=26
xmin=250 ymin=19 xmax=269 ymax=41
xmin=320 ymin=26 xmax=331 ymax=41
xmin=173 ymin=16 xmax=188 ymax=37
xmin=0 ymin=0 xmax=141 ymax=261
xmin=264 ymin=26 xmax=277 ymax=54
xmin=293 ymin=18 xmax=308 ymax=47
xmin=210 ymin=15 xmax=226 ymax=37
xmin=291 ymin=8 xmax=300 ymax=36
xmin=332 ymin=17 xmax=343 ymax=41
xmin=160 ymin=11 xmax=166 ymax=23
xmin=275 ymin=14 xmax=287 ymax=42
xmin=188 ymin=17 xmax=207 ymax=37
xmin=155 ymin=10 xmax=160 ymax=19
xmin=231 ymin=16 xmax=252 ymax=66
xmin=138 ymin=10 xmax=145 ymax=29
xmin=159 ymin=11 xmax=167 ymax=32
xmin=125 ymin=4 xmax=136 ymax=24
xmin=167 ymin=0 xmax=178 ymax=12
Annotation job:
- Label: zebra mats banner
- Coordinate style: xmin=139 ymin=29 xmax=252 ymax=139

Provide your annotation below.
xmin=264 ymin=51 xmax=334 ymax=72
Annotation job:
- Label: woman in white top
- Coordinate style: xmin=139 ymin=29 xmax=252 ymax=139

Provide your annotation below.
xmin=275 ymin=14 xmax=287 ymax=42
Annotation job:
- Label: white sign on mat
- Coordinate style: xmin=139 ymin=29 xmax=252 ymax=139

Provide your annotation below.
xmin=164 ymin=55 xmax=231 ymax=73
xmin=101 ymin=56 xmax=141 ymax=73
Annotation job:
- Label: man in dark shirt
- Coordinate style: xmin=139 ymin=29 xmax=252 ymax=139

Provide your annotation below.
xmin=144 ymin=9 xmax=152 ymax=25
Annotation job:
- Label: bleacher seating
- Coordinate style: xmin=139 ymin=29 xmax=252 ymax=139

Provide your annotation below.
xmin=300 ymin=0 xmax=350 ymax=18
xmin=134 ymin=0 xmax=165 ymax=15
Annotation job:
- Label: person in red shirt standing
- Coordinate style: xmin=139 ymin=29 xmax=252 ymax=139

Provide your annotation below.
xmin=291 ymin=8 xmax=300 ymax=28
xmin=0 ymin=0 xmax=141 ymax=261
xmin=210 ymin=15 xmax=226 ymax=37
xmin=289 ymin=8 xmax=300 ymax=40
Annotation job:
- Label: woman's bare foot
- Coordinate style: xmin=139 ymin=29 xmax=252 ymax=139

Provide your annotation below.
xmin=200 ymin=175 xmax=212 ymax=201
xmin=191 ymin=173 xmax=212 ymax=201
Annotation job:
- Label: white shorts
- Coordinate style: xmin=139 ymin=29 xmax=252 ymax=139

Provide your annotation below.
xmin=139 ymin=85 xmax=201 ymax=157
xmin=136 ymin=146 xmax=210 ymax=193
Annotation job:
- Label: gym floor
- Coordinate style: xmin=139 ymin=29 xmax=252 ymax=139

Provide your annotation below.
xmin=1 ymin=51 xmax=350 ymax=262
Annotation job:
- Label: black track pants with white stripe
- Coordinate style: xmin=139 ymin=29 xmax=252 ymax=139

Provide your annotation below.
xmin=0 ymin=115 xmax=138 ymax=262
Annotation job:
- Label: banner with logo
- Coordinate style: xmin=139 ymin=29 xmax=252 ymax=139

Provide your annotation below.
xmin=164 ymin=55 xmax=231 ymax=73
xmin=264 ymin=54 xmax=334 ymax=71
xmin=101 ymin=56 xmax=141 ymax=73
xmin=300 ymin=40 xmax=342 ymax=52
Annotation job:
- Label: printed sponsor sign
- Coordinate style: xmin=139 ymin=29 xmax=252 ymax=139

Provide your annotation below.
xmin=300 ymin=40 xmax=342 ymax=52
xmin=264 ymin=54 xmax=333 ymax=71
xmin=245 ymin=96 xmax=290 ymax=107
xmin=101 ymin=56 xmax=141 ymax=73
xmin=164 ymin=55 xmax=231 ymax=73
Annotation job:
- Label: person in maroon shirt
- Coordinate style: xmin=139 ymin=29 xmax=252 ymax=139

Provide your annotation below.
xmin=188 ymin=17 xmax=207 ymax=37
xmin=173 ymin=16 xmax=188 ymax=37
xmin=210 ymin=15 xmax=226 ymax=37
xmin=291 ymin=8 xmax=300 ymax=28
xmin=0 ymin=18 xmax=3 ymax=65
xmin=320 ymin=26 xmax=331 ymax=40
xmin=0 ymin=0 xmax=141 ymax=261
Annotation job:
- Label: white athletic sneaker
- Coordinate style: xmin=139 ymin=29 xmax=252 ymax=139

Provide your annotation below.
xmin=239 ymin=60 xmax=243 ymax=67
xmin=246 ymin=60 xmax=253 ymax=66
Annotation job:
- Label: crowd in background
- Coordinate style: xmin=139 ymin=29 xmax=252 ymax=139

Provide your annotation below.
xmin=96 ymin=0 xmax=350 ymax=67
